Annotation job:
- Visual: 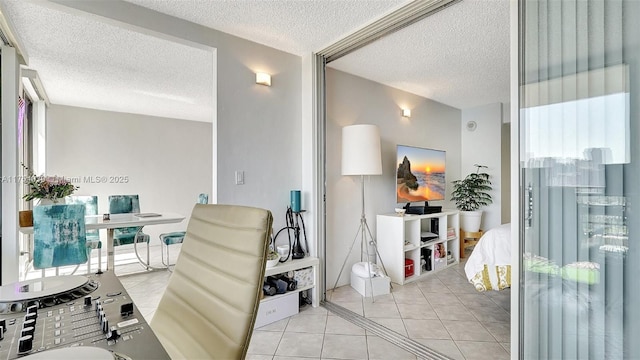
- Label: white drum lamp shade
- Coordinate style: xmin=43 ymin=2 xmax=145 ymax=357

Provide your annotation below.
xmin=342 ymin=124 xmax=382 ymax=176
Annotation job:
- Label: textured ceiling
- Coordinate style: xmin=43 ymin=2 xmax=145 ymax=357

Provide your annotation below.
xmin=329 ymin=0 xmax=511 ymax=109
xmin=1 ymin=1 xmax=214 ymax=122
xmin=123 ymin=0 xmax=408 ymax=56
xmin=121 ymin=0 xmax=510 ymax=109
xmin=0 ymin=0 xmax=510 ymax=121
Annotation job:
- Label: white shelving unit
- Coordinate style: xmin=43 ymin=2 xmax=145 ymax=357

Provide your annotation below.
xmin=262 ymin=256 xmax=319 ymax=307
xmin=377 ymin=211 xmax=459 ymax=285
xmin=255 ymin=256 xmax=319 ymax=328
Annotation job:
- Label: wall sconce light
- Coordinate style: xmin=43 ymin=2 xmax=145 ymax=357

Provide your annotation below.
xmin=401 ymin=108 xmax=411 ymax=118
xmin=256 ymin=72 xmax=271 ymax=86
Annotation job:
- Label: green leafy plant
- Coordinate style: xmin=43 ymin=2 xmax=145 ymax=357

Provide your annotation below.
xmin=22 ymin=163 xmax=78 ymax=202
xmin=451 ymin=164 xmax=493 ymax=211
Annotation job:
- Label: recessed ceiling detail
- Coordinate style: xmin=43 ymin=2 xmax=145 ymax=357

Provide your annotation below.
xmin=328 ymin=0 xmax=510 ymax=109
xmin=2 ymin=1 xmax=214 ymax=122
xmin=1 ymin=0 xmax=510 ymax=118
xmin=123 ymin=0 xmax=408 ymax=56
xmin=124 ymin=0 xmax=510 ymax=110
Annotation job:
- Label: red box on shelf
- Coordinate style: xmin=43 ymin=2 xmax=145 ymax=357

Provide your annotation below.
xmin=405 ymin=258 xmax=414 ymax=278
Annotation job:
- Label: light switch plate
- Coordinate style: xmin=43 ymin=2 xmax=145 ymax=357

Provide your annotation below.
xmin=235 ymin=171 xmax=244 ymax=185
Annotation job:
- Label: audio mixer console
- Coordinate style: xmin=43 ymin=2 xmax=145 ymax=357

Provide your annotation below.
xmin=0 ymin=272 xmax=169 ymax=359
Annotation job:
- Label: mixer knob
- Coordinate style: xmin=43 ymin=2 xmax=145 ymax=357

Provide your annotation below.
xmin=0 ymin=326 xmax=4 ymax=340
xmin=95 ymin=300 xmax=101 ymax=311
xmin=26 ymin=308 xmax=37 ymax=320
xmin=106 ymin=326 xmax=120 ymax=341
xmin=84 ymin=296 xmax=92 ymax=307
xmin=25 ymin=312 xmax=37 ymax=323
xmin=18 ymin=335 xmax=33 ymax=353
xmin=102 ymin=319 xmax=109 ymax=333
xmin=22 ymin=319 xmax=36 ymax=330
xmin=0 ymin=319 xmax=6 ymax=332
xmin=21 ymin=326 xmax=35 ymax=337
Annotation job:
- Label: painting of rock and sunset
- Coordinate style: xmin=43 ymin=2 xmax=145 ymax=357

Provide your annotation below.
xmin=396 ymin=145 xmax=446 ymax=203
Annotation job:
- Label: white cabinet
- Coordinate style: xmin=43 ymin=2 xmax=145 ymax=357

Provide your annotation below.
xmin=262 ymin=256 xmax=319 ymax=307
xmin=377 ymin=211 xmax=459 ymax=285
xmin=255 ymin=256 xmax=319 ymax=328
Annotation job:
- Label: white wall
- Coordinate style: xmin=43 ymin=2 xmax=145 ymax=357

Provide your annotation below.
xmin=326 ymin=68 xmax=462 ymax=287
xmin=27 ymin=0 xmax=306 ymax=250
xmin=1 ymin=45 xmax=21 ymax=284
xmin=461 ymin=103 xmax=503 ymax=230
xmin=214 ymin=35 xmax=302 ymax=233
xmin=46 ymin=105 xmax=212 ymax=244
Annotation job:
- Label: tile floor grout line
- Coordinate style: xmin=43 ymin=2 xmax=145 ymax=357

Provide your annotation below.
xmin=272 ymin=323 xmax=287 ymax=358
xmin=323 ymin=301 xmax=453 ymax=360
xmin=37 ymin=248 xmax=508 ymax=359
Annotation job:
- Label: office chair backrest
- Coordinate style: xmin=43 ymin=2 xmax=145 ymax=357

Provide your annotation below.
xmin=108 ymin=195 xmax=141 ymax=214
xmin=108 ymin=195 xmax=143 ymax=240
xmin=66 ymin=195 xmax=99 ymax=238
xmin=33 ymin=204 xmax=87 ymax=269
xmin=151 ymin=204 xmax=273 ymax=359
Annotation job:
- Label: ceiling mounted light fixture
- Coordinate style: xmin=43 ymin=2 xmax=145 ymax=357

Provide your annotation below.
xmin=256 ymin=72 xmax=271 ymax=86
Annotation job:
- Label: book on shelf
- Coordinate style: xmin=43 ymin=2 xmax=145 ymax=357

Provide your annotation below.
xmin=446 ymin=227 xmax=456 ymax=239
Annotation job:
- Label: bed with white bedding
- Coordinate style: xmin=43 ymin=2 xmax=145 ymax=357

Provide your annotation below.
xmin=464 ymin=223 xmax=511 ymax=291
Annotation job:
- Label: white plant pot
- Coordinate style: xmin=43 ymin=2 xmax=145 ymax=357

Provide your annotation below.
xmin=460 ymin=210 xmax=483 ymax=232
xmin=37 ymin=197 xmax=69 ymax=205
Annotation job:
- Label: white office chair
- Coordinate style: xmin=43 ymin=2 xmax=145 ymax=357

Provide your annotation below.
xmin=151 ymin=204 xmax=272 ymax=359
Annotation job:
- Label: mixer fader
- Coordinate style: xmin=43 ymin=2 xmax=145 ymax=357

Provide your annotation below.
xmin=0 ymin=272 xmax=169 ymax=359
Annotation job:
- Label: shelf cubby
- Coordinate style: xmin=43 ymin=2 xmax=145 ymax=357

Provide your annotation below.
xmin=377 ymin=210 xmax=459 ymax=285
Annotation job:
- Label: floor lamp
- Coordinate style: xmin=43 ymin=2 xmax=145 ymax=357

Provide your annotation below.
xmin=332 ymin=124 xmax=389 ymax=300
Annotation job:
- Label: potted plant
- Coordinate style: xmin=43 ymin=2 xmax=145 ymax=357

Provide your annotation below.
xmin=451 ymin=164 xmax=493 ymax=232
xmin=22 ymin=163 xmax=79 ymax=204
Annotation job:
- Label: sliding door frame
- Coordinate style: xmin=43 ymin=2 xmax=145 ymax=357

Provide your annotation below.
xmin=512 ymin=0 xmax=522 ymax=358
xmin=313 ymin=0 xmax=480 ymax=304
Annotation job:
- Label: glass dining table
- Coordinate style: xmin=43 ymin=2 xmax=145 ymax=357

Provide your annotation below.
xmin=19 ymin=212 xmax=186 ymax=271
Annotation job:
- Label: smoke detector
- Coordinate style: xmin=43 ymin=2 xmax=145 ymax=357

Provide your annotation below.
xmin=466 ymin=121 xmax=477 ymax=132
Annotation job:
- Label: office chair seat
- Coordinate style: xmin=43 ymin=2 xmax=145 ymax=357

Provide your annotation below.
xmin=151 ymin=204 xmax=273 ymax=359
xmin=112 ymin=229 xmax=150 ymax=246
xmin=159 ymin=193 xmax=209 ymax=270
xmin=159 ymin=231 xmax=185 ymax=245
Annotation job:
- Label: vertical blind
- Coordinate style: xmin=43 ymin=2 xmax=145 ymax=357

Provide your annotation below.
xmin=520 ymin=0 xmax=637 ymax=358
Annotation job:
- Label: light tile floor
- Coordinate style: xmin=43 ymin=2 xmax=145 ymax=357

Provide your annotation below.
xmin=28 ymin=244 xmax=511 ymax=360
xmin=291 ymin=261 xmax=511 ymax=360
